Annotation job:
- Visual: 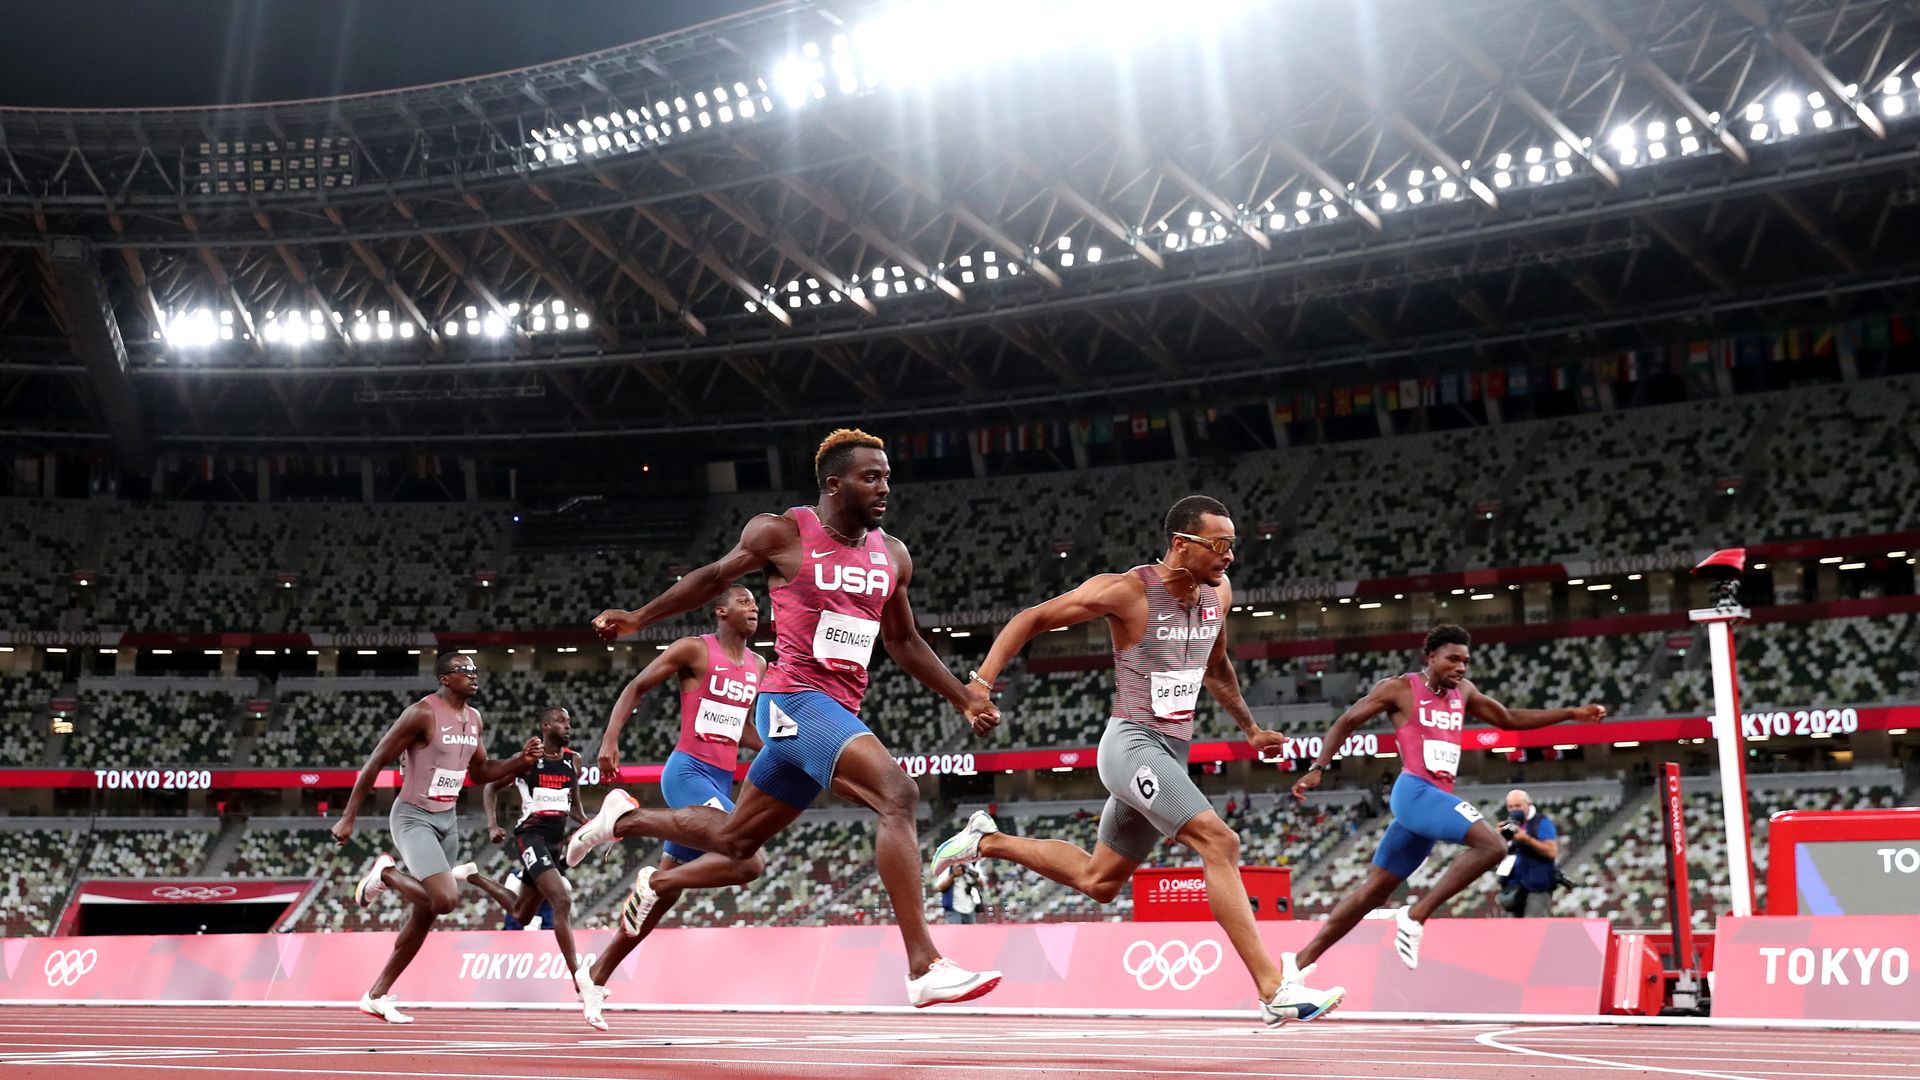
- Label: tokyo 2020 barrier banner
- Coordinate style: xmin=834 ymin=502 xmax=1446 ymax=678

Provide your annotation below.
xmin=1712 ymin=916 xmax=1920 ymax=1022
xmin=4 ymin=918 xmax=1608 ymax=1015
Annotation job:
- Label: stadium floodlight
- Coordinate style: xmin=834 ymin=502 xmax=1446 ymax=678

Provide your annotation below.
xmin=353 ymin=323 xmax=373 ymax=341
xmin=1406 ymin=188 xmax=1424 ymax=204
xmin=532 ymin=314 xmax=548 ymax=331
xmin=398 ymin=323 xmax=415 ymax=339
xmin=444 ymin=320 xmax=460 ymax=337
xmin=1813 ymin=109 xmax=1834 ymax=128
xmin=576 ymin=312 xmax=591 ymax=329
xmin=1680 ymin=135 xmax=1701 ymax=154
xmin=1608 ymin=125 xmax=1636 ymax=150
xmin=1553 ymin=141 xmax=1570 ymax=159
xmin=1773 ymin=91 xmax=1802 ymax=119
xmin=1524 ymin=146 xmax=1542 ymax=164
xmin=1494 ymin=152 xmax=1512 ymax=170
xmin=1526 ymin=164 xmax=1546 ymax=182
xmin=1648 ymin=142 xmax=1667 ymax=159
xmin=1493 ymin=171 xmax=1512 ymax=188
xmin=1886 ymin=96 xmax=1907 ymax=117
xmin=1554 ymin=159 xmax=1573 ymax=177
xmin=1750 ymin=122 xmax=1769 ymax=140
xmin=1745 ymin=102 xmax=1766 ymax=122
xmin=1378 ymin=191 xmax=1398 ymax=210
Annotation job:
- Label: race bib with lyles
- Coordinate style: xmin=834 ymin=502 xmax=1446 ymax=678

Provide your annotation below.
xmin=428 ymin=767 xmax=466 ymax=800
xmin=694 ymin=699 xmax=750 ymax=743
xmin=1150 ymin=668 xmax=1206 ymax=720
xmin=525 ymin=786 xmax=570 ymax=814
xmin=813 ymin=609 xmax=881 ymax=673
xmin=1423 ymin=740 xmax=1461 ymax=776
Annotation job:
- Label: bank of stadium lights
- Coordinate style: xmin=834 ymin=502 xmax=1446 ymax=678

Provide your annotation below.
xmin=156 ymin=299 xmax=588 ymax=351
xmin=525 ymin=80 xmax=776 ymax=167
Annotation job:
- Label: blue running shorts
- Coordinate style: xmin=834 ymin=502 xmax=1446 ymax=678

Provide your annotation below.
xmin=746 ymin=689 xmax=876 ymax=810
xmin=657 ymin=751 xmax=736 ymax=862
xmin=1370 ymin=772 xmax=1487 ymax=880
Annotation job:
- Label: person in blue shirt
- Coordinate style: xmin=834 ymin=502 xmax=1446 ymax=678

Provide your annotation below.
xmin=1499 ymin=789 xmax=1559 ymax=917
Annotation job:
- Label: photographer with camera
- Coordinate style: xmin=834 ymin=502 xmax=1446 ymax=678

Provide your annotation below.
xmin=1497 ymin=789 xmax=1559 ymax=917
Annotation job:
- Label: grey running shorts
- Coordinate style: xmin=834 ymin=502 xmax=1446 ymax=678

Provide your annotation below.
xmin=389 ymin=799 xmax=459 ymax=879
xmin=1096 ymin=716 xmax=1213 ymax=863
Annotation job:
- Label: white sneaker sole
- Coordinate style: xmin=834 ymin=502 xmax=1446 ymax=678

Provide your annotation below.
xmin=910 ymin=972 xmax=1002 ymax=1008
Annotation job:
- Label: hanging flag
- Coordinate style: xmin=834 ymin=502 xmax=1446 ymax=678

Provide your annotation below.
xmin=1465 ymin=371 xmax=1481 ymax=401
xmin=1508 ymin=366 xmax=1529 ymax=396
xmin=1149 ymin=411 xmax=1168 ymax=431
xmin=1550 ymin=364 xmax=1571 ymax=391
xmin=1382 ymin=383 xmax=1399 ymax=411
xmin=1621 ymin=352 xmax=1639 ymax=382
xmin=1399 ymin=378 xmax=1418 ymax=407
xmin=1352 ymin=386 xmax=1373 ymax=413
xmin=1332 ymin=387 xmax=1353 ymax=416
xmin=1131 ymin=411 xmax=1149 ymax=437
xmin=1893 ymin=315 xmax=1913 ymax=345
xmin=1273 ymin=399 xmax=1295 ymax=423
xmin=1686 ymin=341 xmax=1711 ymax=372
xmin=1420 ymin=378 xmax=1438 ymax=405
xmin=1439 ymin=376 xmax=1459 ymax=405
xmin=1485 ymin=369 xmax=1507 ymax=398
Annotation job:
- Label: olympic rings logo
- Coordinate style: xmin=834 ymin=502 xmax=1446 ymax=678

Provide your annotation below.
xmin=150 ymin=885 xmax=238 ymax=900
xmin=44 ymin=949 xmax=98 ymax=988
xmin=1122 ymin=939 xmax=1223 ymax=992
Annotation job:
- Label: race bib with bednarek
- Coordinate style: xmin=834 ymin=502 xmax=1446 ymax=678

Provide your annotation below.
xmin=1149 ymin=668 xmax=1206 ymax=720
xmin=525 ymin=786 xmax=570 ymax=814
xmin=1424 ymin=740 xmax=1461 ymax=777
xmin=694 ymin=699 xmax=751 ymax=743
xmin=813 ymin=609 xmax=881 ymax=672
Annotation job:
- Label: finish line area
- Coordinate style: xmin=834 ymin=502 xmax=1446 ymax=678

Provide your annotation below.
xmin=4 ymin=1007 xmax=1920 ymax=1080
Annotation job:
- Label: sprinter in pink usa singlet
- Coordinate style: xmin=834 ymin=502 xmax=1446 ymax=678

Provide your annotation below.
xmin=578 ymin=429 xmax=1004 ymax=1008
xmin=1290 ymin=623 xmax=1605 ymax=978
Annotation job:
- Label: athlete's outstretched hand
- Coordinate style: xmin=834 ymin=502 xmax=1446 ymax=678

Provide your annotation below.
xmin=520 ymin=736 xmax=544 ymax=764
xmin=1289 ymin=766 xmax=1323 ymax=803
xmin=1572 ymin=704 xmax=1607 ymax=724
xmin=330 ymin=814 xmax=356 ymax=846
xmin=593 ymin=608 xmax=640 ymax=640
xmin=1247 ymin=728 xmax=1288 ymax=758
xmin=597 ymin=741 xmax=621 ymax=782
xmin=961 ymin=685 xmax=1000 ymax=736
xmin=488 ymin=824 xmax=507 ymax=845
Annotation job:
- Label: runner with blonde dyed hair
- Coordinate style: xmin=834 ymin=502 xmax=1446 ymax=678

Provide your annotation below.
xmin=579 ymin=428 xmax=1004 ymax=1007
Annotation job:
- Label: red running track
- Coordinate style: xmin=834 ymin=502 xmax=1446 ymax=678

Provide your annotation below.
xmin=2 ymin=1006 xmax=1919 ymax=1080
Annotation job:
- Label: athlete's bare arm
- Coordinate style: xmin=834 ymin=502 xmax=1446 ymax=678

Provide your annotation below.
xmin=592 ymin=514 xmax=795 ymax=638
xmin=598 ymin=636 xmax=705 ymax=777
xmin=483 ymin=777 xmax=512 ymax=844
xmin=878 ymin=536 xmax=997 ymax=733
xmin=1200 ymin=580 xmax=1287 ymax=754
xmin=973 ymin=573 xmax=1139 ymax=687
xmin=963 ymin=573 xmax=1140 ymax=729
xmin=1462 ymin=681 xmax=1605 ymax=730
xmin=1290 ymin=677 xmax=1409 ymax=802
xmin=567 ymin=755 xmax=588 ymax=826
xmin=468 ymin=736 xmax=544 ymax=786
xmin=330 ymin=703 xmax=431 ymax=844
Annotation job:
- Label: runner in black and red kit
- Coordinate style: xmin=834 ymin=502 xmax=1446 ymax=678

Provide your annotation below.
xmin=569 ymin=428 xmax=1003 ymax=1007
xmin=462 ymin=706 xmax=596 ymax=1022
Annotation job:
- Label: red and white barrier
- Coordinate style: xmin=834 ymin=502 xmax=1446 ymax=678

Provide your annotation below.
xmin=3 ymin=918 xmax=1609 ymax=1016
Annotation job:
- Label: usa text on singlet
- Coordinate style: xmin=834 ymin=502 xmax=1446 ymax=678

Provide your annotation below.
xmin=1109 ymin=565 xmax=1223 ymax=742
xmin=758 ymin=507 xmax=895 ymax=714
xmin=675 ymin=633 xmax=766 ymax=770
xmin=399 ymin=693 xmax=483 ymax=812
xmin=1394 ymin=672 xmax=1465 ymax=792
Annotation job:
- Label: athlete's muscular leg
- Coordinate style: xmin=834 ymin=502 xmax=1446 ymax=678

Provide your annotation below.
xmin=828 ymin=735 xmax=940 ymax=978
xmin=645 ymin=787 xmax=797 ymax=888
xmin=378 ymin=864 xmax=458 ymax=914
xmin=976 ymin=832 xmax=1137 ymax=903
xmin=531 ymin=868 xmax=580 ymax=975
xmin=463 ymin=871 xmax=521 ymax=914
xmin=1294 ymin=865 xmax=1404 ymax=968
xmin=1177 ymin=811 xmax=1284 ymax=1000
xmin=367 ymin=895 xmax=439 ymax=998
xmin=588 ymin=854 xmax=679 ymax=986
xmin=609 ymin=789 xmax=796 ymax=864
xmin=1406 ymin=820 xmax=1506 ymax=923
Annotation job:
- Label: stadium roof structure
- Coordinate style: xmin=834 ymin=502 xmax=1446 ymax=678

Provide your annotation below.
xmin=2 ymin=0 xmax=1919 ymax=467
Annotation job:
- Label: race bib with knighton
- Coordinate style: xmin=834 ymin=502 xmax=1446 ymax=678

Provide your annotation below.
xmin=427 ymin=767 xmax=466 ymax=801
xmin=1149 ymin=668 xmax=1206 ymax=720
xmin=693 ymin=699 xmax=750 ymax=743
xmin=525 ymin=786 xmax=570 ymax=814
xmin=813 ymin=609 xmax=881 ymax=673
xmin=1423 ymin=740 xmax=1461 ymax=777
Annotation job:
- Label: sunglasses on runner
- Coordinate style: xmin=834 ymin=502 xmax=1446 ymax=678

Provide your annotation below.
xmin=1172 ymin=532 xmax=1237 ymax=556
